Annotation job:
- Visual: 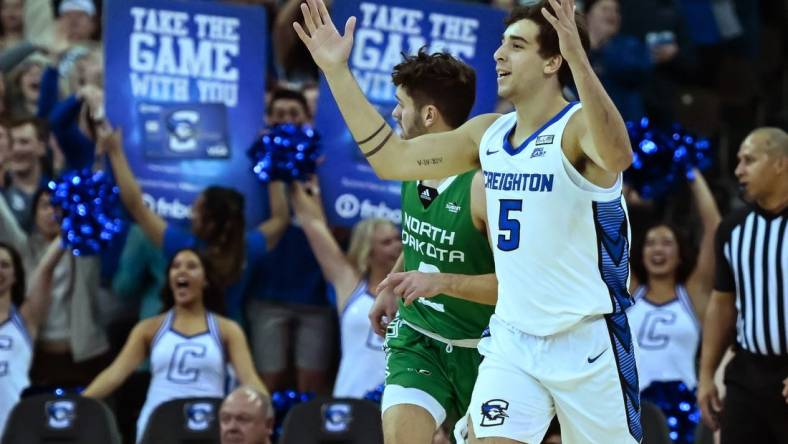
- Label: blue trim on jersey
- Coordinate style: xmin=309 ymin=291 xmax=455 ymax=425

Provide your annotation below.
xmin=151 ymin=311 xmax=174 ymax=348
xmin=676 ymin=286 xmax=701 ymax=330
xmin=605 ymin=312 xmax=642 ymax=442
xmin=206 ymin=313 xmax=225 ymax=360
xmin=10 ymin=307 xmax=32 ymax=346
xmin=1 ymin=306 xmax=32 ymax=346
xmin=501 ymin=101 xmax=579 ymax=156
xmin=340 ymin=280 xmax=369 ymax=319
xmin=592 ymin=199 xmax=633 ymax=313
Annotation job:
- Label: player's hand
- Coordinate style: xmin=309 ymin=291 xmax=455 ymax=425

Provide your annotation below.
xmin=290 ymin=177 xmax=326 ymax=225
xmin=379 ymin=271 xmax=443 ymax=306
xmin=369 ymin=286 xmax=398 ymax=337
xmin=292 ymin=0 xmax=357 ymax=74
xmin=541 ymin=0 xmax=586 ymax=67
xmin=782 ymin=376 xmax=788 ymax=404
xmin=697 ymin=377 xmax=723 ymax=431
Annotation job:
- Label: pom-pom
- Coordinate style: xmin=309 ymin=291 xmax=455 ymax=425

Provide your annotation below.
xmin=642 ymin=381 xmax=700 ymax=444
xmin=625 ymin=117 xmax=712 ymax=200
xmin=363 ymin=383 xmax=385 ymax=404
xmin=48 ymin=169 xmax=124 ymax=256
xmin=271 ymin=390 xmax=315 ymax=439
xmin=248 ymin=123 xmax=321 ymax=183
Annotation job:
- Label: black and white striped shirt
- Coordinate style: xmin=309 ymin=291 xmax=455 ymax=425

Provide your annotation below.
xmin=715 ymin=206 xmax=787 ymax=356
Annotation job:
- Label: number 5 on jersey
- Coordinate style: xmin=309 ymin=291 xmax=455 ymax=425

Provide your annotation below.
xmin=497 ymin=199 xmax=522 ymax=251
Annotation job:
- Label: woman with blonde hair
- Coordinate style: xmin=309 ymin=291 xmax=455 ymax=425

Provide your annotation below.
xmin=291 ymin=179 xmax=401 ymax=398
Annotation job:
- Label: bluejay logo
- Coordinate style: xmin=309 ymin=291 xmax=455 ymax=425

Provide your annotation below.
xmin=166 ymin=110 xmax=200 ymax=153
xmin=46 ymin=400 xmax=76 ymax=429
xmin=480 ymin=399 xmax=509 ymax=427
xmin=184 ymin=402 xmax=215 ymax=431
xmin=322 ymin=403 xmax=352 ymax=433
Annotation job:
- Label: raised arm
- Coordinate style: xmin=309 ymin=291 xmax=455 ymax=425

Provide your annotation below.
xmin=543 ymin=0 xmax=632 ymax=174
xmin=83 ymin=319 xmax=152 ymax=398
xmin=290 ymin=180 xmax=360 ymax=307
xmin=0 ymin=192 xmax=29 ymax=252
xmin=221 ymin=318 xmax=269 ymax=396
xmin=293 ymin=0 xmax=492 ymax=180
xmin=685 ymin=168 xmax=721 ymax=320
xmin=18 ymin=238 xmax=65 ymax=339
xmin=257 ymin=181 xmax=289 ymax=251
xmin=100 ymin=129 xmax=166 ymax=246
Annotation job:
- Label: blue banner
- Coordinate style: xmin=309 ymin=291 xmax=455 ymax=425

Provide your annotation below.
xmin=315 ymin=0 xmax=506 ymax=227
xmin=104 ymin=0 xmax=268 ymax=225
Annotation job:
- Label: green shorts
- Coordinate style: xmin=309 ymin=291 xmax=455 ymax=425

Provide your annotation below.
xmin=382 ymin=317 xmax=483 ymax=426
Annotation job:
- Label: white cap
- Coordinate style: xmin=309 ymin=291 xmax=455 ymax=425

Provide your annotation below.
xmin=59 ymin=0 xmax=96 ymax=17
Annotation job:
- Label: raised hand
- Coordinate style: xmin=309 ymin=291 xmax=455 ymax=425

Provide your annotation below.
xmin=541 ymin=0 xmax=587 ymax=66
xmin=290 ymin=177 xmax=326 ymax=225
xmin=292 ymin=0 xmax=357 ymax=74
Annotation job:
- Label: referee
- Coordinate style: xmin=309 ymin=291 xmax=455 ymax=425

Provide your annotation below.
xmin=698 ymin=127 xmax=788 ymax=443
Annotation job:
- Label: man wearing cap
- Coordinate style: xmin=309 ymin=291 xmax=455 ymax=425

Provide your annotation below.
xmin=58 ymin=0 xmax=97 ymax=43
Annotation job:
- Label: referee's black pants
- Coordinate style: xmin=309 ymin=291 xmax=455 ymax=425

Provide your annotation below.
xmin=721 ymin=350 xmax=788 ymax=444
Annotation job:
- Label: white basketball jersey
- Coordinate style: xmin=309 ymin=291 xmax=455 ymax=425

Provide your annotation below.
xmin=479 ymin=103 xmax=632 ymax=337
xmin=136 ymin=311 xmax=226 ymax=441
xmin=628 ymin=285 xmax=701 ymax=390
xmin=333 ymin=281 xmax=386 ymax=398
xmin=0 ymin=306 xmax=32 ymax=436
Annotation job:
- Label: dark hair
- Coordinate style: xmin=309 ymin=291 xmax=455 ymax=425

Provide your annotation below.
xmin=583 ymin=0 xmax=618 ymax=15
xmin=391 ymin=49 xmax=476 ymax=129
xmin=30 ymin=187 xmax=52 ymax=231
xmin=631 ymin=222 xmax=696 ymax=285
xmin=504 ymin=1 xmax=590 ymax=89
xmin=0 ymin=241 xmax=25 ymax=307
xmin=160 ymin=248 xmax=225 ymax=314
xmin=268 ymin=88 xmax=311 ymax=119
xmin=10 ymin=116 xmax=49 ymax=143
xmin=197 ymin=186 xmax=246 ymax=288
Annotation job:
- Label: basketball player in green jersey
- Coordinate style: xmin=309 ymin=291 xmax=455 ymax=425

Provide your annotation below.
xmin=368 ymin=50 xmax=497 ymax=444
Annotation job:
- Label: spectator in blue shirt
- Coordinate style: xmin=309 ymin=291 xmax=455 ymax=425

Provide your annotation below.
xmin=585 ymin=0 xmax=652 ymax=121
xmin=246 ymin=88 xmax=332 ymax=394
xmin=101 ymin=129 xmax=289 ymax=324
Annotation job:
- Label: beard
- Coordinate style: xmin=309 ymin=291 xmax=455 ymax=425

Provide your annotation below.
xmin=400 ymin=114 xmax=427 ymax=140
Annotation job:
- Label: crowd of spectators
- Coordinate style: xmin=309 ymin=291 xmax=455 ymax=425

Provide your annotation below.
xmin=0 ymin=0 xmax=784 ymax=443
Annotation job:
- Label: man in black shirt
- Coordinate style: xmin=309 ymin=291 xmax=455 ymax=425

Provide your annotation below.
xmin=698 ymin=127 xmax=788 ymax=443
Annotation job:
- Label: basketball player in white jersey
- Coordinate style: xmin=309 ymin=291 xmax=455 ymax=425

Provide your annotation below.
xmin=0 ymin=240 xmax=63 ymax=435
xmin=294 ymin=0 xmax=637 ymax=441
xmin=628 ymin=168 xmax=720 ymax=392
xmin=83 ymin=249 xmax=266 ymax=442
xmin=290 ymin=183 xmax=400 ymax=398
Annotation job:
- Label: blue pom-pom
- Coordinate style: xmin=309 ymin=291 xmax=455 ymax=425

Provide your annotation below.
xmin=48 ymin=169 xmax=124 ymax=256
xmin=270 ymin=389 xmax=315 ymax=440
xmin=625 ymin=118 xmax=713 ymax=200
xmin=248 ymin=123 xmax=322 ymax=183
xmin=363 ymin=383 xmax=385 ymax=405
xmin=642 ymin=381 xmax=699 ymax=444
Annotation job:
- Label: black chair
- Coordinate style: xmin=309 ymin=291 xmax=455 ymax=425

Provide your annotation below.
xmin=641 ymin=401 xmax=672 ymax=444
xmin=279 ymin=398 xmax=383 ymax=444
xmin=1 ymin=393 xmax=121 ymax=444
xmin=139 ymin=397 xmax=223 ymax=444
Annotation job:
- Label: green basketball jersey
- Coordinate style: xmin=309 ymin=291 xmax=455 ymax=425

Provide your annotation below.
xmin=399 ymin=169 xmax=495 ymax=339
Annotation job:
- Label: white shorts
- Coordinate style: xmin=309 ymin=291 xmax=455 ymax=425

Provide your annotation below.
xmin=467 ymin=313 xmax=642 ymax=443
